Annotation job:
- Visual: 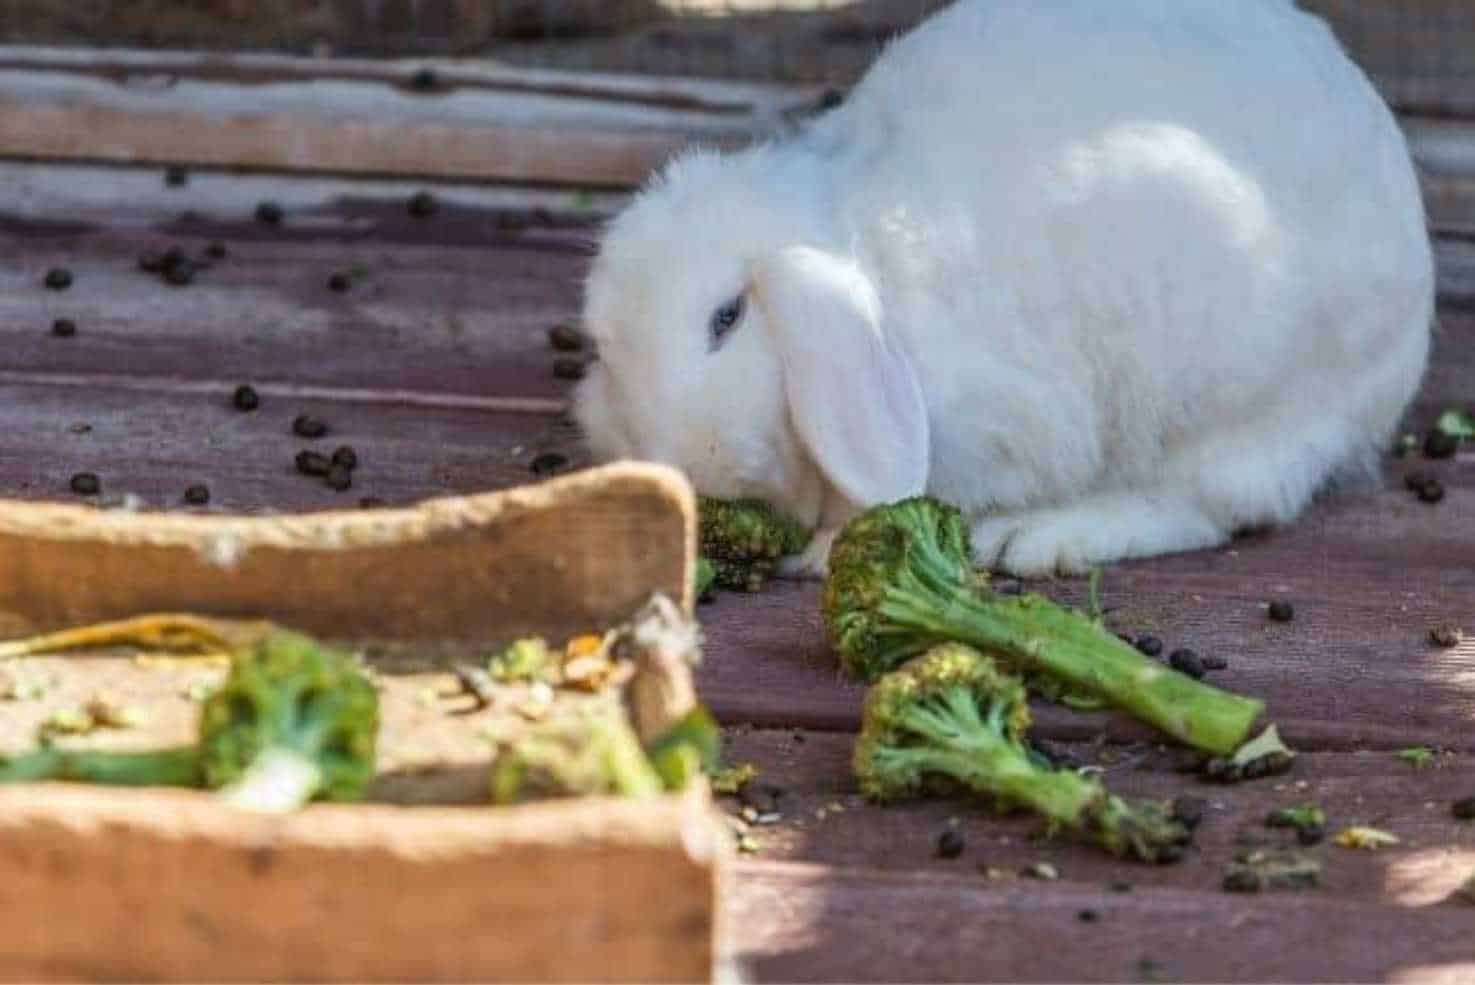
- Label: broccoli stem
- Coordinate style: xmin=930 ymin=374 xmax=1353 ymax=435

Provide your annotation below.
xmin=0 ymin=745 xmax=202 ymax=786
xmin=879 ymin=688 xmax=1180 ymax=860
xmin=216 ymin=746 xmax=325 ymax=814
xmin=883 ymin=566 xmax=1261 ymax=756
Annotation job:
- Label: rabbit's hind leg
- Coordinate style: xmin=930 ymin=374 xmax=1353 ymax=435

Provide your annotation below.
xmin=969 ymin=494 xmax=1226 ymax=577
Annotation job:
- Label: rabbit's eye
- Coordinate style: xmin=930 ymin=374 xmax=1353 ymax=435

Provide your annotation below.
xmin=708 ymin=295 xmax=745 ymax=351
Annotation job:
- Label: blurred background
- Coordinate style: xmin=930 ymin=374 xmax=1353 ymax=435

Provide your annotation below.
xmin=0 ymin=1 xmax=1469 ymax=107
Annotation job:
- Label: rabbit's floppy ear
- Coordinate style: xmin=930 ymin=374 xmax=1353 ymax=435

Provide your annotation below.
xmin=753 ymin=246 xmax=929 ymax=507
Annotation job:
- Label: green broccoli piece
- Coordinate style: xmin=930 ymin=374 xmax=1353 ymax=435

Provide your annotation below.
xmin=698 ymin=496 xmax=811 ymax=593
xmin=693 ymin=557 xmax=718 ymax=602
xmin=823 ymin=497 xmax=1264 ymax=756
xmin=644 ymin=705 xmax=722 ymax=791
xmin=856 ymin=643 xmax=1190 ymax=862
xmin=0 ymin=630 xmax=379 ymax=813
xmin=487 ymin=637 xmax=553 ymax=682
xmin=488 ymin=699 xmax=664 ymax=804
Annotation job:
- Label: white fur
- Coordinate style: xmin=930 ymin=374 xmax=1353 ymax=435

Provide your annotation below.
xmin=573 ymin=0 xmax=1434 ymax=577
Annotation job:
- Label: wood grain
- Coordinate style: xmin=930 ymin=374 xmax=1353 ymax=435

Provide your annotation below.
xmin=0 ymin=461 xmax=697 ymax=645
xmin=0 ymin=784 xmax=723 ymax=984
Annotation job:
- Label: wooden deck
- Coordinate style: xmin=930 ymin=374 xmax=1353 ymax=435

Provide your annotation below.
xmin=1 ymin=158 xmax=1473 ymax=984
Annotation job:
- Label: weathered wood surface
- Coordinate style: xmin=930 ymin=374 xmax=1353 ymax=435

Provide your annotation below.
xmin=728 ymin=860 xmax=1475 ymax=984
xmin=0 ymin=462 xmax=694 ymax=643
xmin=0 ymin=154 xmax=1471 ymax=983
xmin=0 ymin=47 xmax=823 ymax=186
xmin=0 ymin=784 xmax=722 ymax=984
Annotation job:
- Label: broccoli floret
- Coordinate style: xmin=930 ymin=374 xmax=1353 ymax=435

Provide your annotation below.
xmin=693 ymin=557 xmax=718 ymax=602
xmin=644 ymin=706 xmax=722 ymax=790
xmin=855 ymin=644 xmax=1190 ymax=862
xmin=824 ymin=497 xmax=1264 ymax=756
xmin=698 ymin=496 xmax=811 ymax=593
xmin=203 ymin=631 xmax=379 ymax=811
xmin=488 ymin=699 xmax=664 ymax=804
xmin=488 ymin=637 xmax=554 ymax=682
xmin=0 ymin=626 xmax=378 ymax=813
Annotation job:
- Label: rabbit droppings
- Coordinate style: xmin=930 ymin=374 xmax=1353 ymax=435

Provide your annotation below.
xmin=572 ymin=0 xmax=1434 ymax=578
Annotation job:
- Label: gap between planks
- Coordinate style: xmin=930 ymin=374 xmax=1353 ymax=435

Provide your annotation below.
xmin=0 ymin=369 xmax=570 ymax=417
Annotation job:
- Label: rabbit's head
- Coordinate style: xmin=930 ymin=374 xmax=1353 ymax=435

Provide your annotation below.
xmin=572 ymin=147 xmax=930 ymax=528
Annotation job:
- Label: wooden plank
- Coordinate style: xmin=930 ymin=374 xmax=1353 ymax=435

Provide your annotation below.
xmin=0 ymin=48 xmax=820 ymax=187
xmin=0 ymin=380 xmax=583 ymax=512
xmin=728 ymin=860 xmax=1475 ymax=984
xmin=0 ymin=460 xmax=695 ymax=644
xmin=0 ymin=223 xmax=595 ymax=402
xmin=720 ymin=729 xmax=1475 ymax=905
xmin=0 ymin=784 xmax=722 ymax=984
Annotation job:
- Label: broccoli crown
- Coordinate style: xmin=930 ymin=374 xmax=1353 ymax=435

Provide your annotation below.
xmin=823 ymin=497 xmax=975 ymax=680
xmin=198 ymin=631 xmax=378 ymax=802
xmin=854 ymin=643 xmax=1030 ymax=802
xmin=697 ymin=497 xmax=812 ymax=591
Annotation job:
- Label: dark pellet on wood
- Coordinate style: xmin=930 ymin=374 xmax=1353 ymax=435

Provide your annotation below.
xmin=935 ymin=828 xmax=965 ymax=859
xmin=43 ymin=268 xmax=72 ymax=290
xmin=164 ymin=263 xmax=195 ymax=286
xmin=1424 ymin=429 xmax=1459 ymax=460
xmin=255 ymin=202 xmax=284 ymax=225
xmin=325 ymin=464 xmax=353 ymax=491
xmin=164 ymin=165 xmax=189 ymax=187
xmin=530 ymin=452 xmax=570 ymax=476
xmin=293 ymin=415 xmax=328 ymax=439
xmin=1171 ymin=796 xmax=1208 ymax=830
xmin=183 ymin=484 xmax=210 ymax=505
xmin=1169 ymin=648 xmax=1206 ymax=679
xmin=50 ymin=318 xmax=76 ymax=338
xmin=1297 ymin=825 xmax=1325 ymax=846
xmin=295 ymin=451 xmax=331 ymax=477
xmin=1452 ymin=797 xmax=1475 ymax=821
xmin=408 ymin=191 xmax=438 ymax=218
xmin=1076 ymin=909 xmax=1099 ymax=924
xmin=1417 ymin=479 xmax=1445 ymax=504
xmin=1135 ymin=636 xmax=1163 ymax=657
xmin=409 ymin=67 xmax=439 ymax=91
xmin=1268 ymin=599 xmax=1295 ymax=622
xmin=232 ymin=385 xmax=260 ymax=412
xmin=328 ymin=272 xmax=351 ymax=293
xmin=553 ymin=358 xmax=587 ymax=381
xmin=331 ymin=446 xmax=358 ymax=470
xmin=1108 ymin=881 xmax=1133 ymax=893
xmin=548 ymin=322 xmax=586 ymax=352
xmin=69 ymin=472 xmax=100 ymax=496
xmin=205 ymin=242 xmax=228 ymax=260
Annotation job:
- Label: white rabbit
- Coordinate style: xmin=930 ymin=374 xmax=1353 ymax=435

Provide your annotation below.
xmin=572 ymin=0 xmax=1434 ymax=578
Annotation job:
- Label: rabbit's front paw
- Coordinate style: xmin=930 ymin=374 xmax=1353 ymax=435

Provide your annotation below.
xmin=776 ymin=527 xmax=837 ymax=581
xmin=972 ymin=496 xmax=1227 ymax=577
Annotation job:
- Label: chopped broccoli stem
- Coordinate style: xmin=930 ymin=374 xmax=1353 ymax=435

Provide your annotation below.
xmin=0 ymin=745 xmax=201 ymax=786
xmin=855 ymin=644 xmax=1189 ymax=862
xmin=489 ymin=700 xmax=665 ymax=804
xmin=0 ymin=624 xmax=379 ymax=810
xmin=697 ymin=496 xmax=811 ymax=592
xmin=824 ymin=498 xmax=1264 ymax=756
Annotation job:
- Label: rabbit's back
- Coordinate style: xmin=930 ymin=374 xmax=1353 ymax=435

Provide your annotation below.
xmin=804 ymin=0 xmax=1432 ymax=503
